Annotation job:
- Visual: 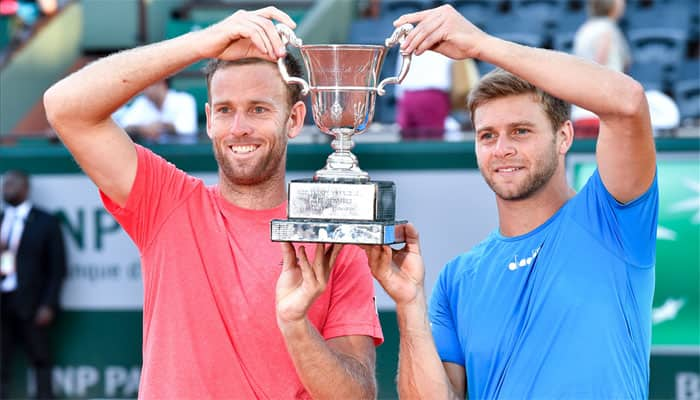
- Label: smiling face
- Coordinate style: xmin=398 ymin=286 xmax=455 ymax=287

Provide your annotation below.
xmin=205 ymin=62 xmax=304 ymax=188
xmin=474 ymin=94 xmax=564 ymax=201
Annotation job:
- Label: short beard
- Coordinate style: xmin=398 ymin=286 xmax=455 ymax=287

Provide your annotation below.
xmin=212 ymin=135 xmax=287 ymax=188
xmin=482 ymin=140 xmax=559 ymax=201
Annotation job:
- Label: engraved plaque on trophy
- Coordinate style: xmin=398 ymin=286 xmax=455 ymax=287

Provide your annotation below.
xmin=270 ymin=24 xmax=413 ymax=245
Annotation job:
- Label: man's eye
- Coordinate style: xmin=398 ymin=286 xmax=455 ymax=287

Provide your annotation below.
xmin=217 ymin=106 xmax=230 ymax=113
xmin=253 ymin=106 xmax=267 ymax=114
xmin=479 ymin=132 xmax=495 ymax=141
xmin=515 ymin=128 xmax=529 ymax=135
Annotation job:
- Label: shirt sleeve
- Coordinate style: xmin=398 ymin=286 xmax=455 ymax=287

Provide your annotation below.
xmin=322 ymin=245 xmax=384 ymax=345
xmin=572 ymin=168 xmax=659 ymax=268
xmin=99 ymin=145 xmax=200 ymax=251
xmin=429 ymin=259 xmax=465 ymax=366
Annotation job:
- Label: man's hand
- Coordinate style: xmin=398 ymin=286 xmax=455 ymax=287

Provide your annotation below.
xmin=361 ymin=223 xmax=425 ymax=307
xmin=276 ymin=243 xmax=343 ymax=327
xmin=394 ymin=5 xmax=486 ymax=59
xmin=194 ymin=6 xmax=296 ymax=62
xmin=34 ymin=306 xmax=54 ymax=326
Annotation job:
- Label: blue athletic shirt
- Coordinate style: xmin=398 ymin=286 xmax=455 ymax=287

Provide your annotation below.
xmin=430 ymin=169 xmax=658 ymax=399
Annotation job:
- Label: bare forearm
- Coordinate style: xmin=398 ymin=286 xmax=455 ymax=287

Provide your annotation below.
xmin=45 ymin=33 xmax=202 ymax=129
xmin=396 ymin=296 xmax=460 ymax=399
xmin=477 ymin=35 xmax=645 ymax=120
xmin=280 ymin=319 xmax=376 ymax=399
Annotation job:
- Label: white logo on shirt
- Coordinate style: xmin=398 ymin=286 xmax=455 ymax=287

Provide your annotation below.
xmin=507 ymin=246 xmax=541 ymax=271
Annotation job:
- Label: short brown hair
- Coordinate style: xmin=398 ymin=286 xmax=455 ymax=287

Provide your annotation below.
xmin=203 ymin=54 xmax=304 ymax=108
xmin=467 ymin=68 xmax=570 ymax=132
xmin=588 ymin=0 xmax=615 ymax=17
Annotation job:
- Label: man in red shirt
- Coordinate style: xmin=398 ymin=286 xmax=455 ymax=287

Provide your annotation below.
xmin=44 ymin=7 xmax=382 ymax=399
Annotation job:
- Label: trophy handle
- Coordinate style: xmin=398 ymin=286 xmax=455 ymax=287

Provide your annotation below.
xmin=275 ymin=24 xmax=310 ymax=96
xmin=376 ymin=23 xmax=414 ymax=96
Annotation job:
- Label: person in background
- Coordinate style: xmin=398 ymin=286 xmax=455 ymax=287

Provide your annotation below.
xmin=364 ymin=4 xmax=656 ymax=399
xmin=1 ymin=170 xmax=67 ymax=400
xmin=44 ymin=6 xmax=382 ymax=399
xmin=571 ymin=0 xmax=631 ymax=137
xmin=116 ymin=78 xmax=198 ymax=143
xmin=395 ymin=50 xmax=453 ymax=140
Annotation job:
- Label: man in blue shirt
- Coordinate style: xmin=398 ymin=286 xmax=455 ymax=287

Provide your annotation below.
xmin=363 ymin=4 xmax=657 ymax=399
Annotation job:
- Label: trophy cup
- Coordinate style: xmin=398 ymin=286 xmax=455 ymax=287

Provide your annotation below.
xmin=270 ymin=23 xmax=413 ymax=245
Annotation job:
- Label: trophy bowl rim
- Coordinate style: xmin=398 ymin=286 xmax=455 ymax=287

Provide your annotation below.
xmin=300 ymin=44 xmax=385 ymax=50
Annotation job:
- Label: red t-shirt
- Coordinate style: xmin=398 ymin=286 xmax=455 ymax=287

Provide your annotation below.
xmin=101 ymin=145 xmax=383 ymax=399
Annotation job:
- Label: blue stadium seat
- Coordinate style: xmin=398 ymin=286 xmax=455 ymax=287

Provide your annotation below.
xmin=627 ymin=28 xmax=687 ymax=68
xmin=348 ymin=17 xmax=395 ymax=45
xmin=380 ymin=0 xmax=432 ymax=20
xmin=484 ymin=12 xmax=548 ymax=39
xmin=628 ymin=62 xmax=668 ymax=92
xmin=624 ymin=1 xmax=692 ymax=32
xmin=477 ymin=61 xmax=497 ymax=77
xmin=449 ymin=0 xmax=496 ymax=29
xmin=551 ymin=7 xmax=586 ymax=37
xmin=673 ymin=79 xmax=700 ymax=120
xmin=511 ymin=0 xmax=566 ymax=30
xmin=677 ymin=59 xmax=700 ymax=80
xmin=552 ymin=30 xmax=576 ymax=53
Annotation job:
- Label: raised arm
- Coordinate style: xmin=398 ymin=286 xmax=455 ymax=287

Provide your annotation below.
xmin=44 ymin=7 xmax=295 ymax=206
xmin=396 ymin=5 xmax=655 ymax=203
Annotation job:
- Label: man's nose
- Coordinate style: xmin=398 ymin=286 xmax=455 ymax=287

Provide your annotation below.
xmin=494 ymin=134 xmax=516 ymax=158
xmin=229 ymin=112 xmax=252 ymax=137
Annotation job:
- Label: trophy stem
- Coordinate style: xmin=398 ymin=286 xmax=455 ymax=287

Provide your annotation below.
xmin=314 ymin=130 xmax=369 ymax=182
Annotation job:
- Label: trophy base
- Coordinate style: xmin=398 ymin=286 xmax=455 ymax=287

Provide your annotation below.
xmin=271 ymin=219 xmax=406 ymax=245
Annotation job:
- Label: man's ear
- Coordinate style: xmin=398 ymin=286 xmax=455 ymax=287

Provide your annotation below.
xmin=558 ymin=120 xmax=575 ymax=155
xmin=287 ymin=101 xmax=306 ymax=139
xmin=205 ymin=103 xmax=213 ymax=140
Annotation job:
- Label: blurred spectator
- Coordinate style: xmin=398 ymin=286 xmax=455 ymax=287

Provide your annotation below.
xmin=115 ymin=79 xmax=198 ymax=143
xmin=396 ymin=50 xmax=453 ymax=140
xmin=359 ymin=0 xmax=381 ymax=18
xmin=449 ymin=57 xmax=480 ymax=131
xmin=1 ymin=170 xmax=66 ymax=400
xmin=571 ymin=0 xmax=631 ymax=137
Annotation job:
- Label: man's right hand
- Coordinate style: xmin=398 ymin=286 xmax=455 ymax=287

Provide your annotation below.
xmin=194 ymin=6 xmax=296 ymax=62
xmin=361 ymin=223 xmax=426 ymax=307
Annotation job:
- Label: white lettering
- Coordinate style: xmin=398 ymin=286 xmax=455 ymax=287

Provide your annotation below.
xmin=677 ymin=372 xmax=700 ymax=400
xmin=104 ymin=366 xmax=140 ymax=397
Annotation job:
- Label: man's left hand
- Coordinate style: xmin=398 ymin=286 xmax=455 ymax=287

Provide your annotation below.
xmin=276 ymin=242 xmax=343 ymax=327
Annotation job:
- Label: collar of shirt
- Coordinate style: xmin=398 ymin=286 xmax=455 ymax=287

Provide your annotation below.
xmin=3 ymin=200 xmax=32 ymax=221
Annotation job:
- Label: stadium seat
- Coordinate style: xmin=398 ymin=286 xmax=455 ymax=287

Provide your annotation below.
xmin=484 ymin=12 xmax=548 ymax=39
xmin=450 ymin=0 xmax=496 ymax=29
xmin=624 ymin=2 xmax=692 ymax=32
xmin=477 ymin=61 xmax=497 ymax=77
xmin=673 ymin=79 xmax=700 ymax=121
xmin=511 ymin=0 xmax=566 ymax=30
xmin=627 ymin=28 xmax=687 ymax=68
xmin=380 ymin=0 xmax=432 ymax=20
xmin=552 ymin=30 xmax=576 ymax=53
xmin=348 ymin=17 xmax=395 ymax=45
xmin=628 ymin=62 xmax=667 ymax=92
xmin=551 ymin=7 xmax=586 ymax=37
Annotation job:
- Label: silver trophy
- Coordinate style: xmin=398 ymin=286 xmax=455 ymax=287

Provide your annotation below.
xmin=271 ymin=23 xmax=413 ymax=245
